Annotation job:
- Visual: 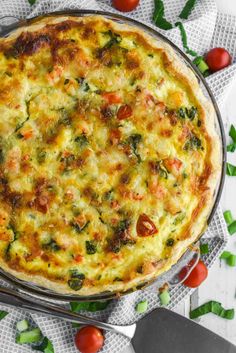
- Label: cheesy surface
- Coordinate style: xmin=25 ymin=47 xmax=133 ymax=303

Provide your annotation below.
xmin=0 ymin=16 xmax=220 ymax=295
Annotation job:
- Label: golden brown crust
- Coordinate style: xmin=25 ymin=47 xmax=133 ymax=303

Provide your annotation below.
xmin=0 ymin=15 xmax=221 ymax=296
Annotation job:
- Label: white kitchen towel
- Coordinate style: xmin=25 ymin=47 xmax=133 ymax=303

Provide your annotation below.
xmin=0 ymin=0 xmax=235 ymax=352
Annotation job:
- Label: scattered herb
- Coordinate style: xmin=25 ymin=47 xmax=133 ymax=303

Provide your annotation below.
xmin=227 ymin=143 xmax=236 ymax=152
xmin=179 ymin=0 xmax=197 ymax=19
xmin=228 ymin=221 xmax=236 ymax=235
xmin=103 ymin=30 xmax=122 ymax=49
xmin=86 ymin=240 xmax=97 ymax=255
xmin=64 ymin=79 xmax=70 ymax=85
xmin=43 ymin=239 xmax=61 ymax=252
xmin=127 ymin=134 xmax=142 ymax=162
xmin=178 ymin=106 xmax=197 ymax=120
xmin=184 ymin=135 xmax=202 ymax=151
xmin=135 ymin=300 xmax=148 ymax=313
xmin=223 ymin=210 xmax=234 ymax=226
xmin=0 ymin=311 xmax=8 ymax=320
xmin=16 ymin=328 xmax=42 ymax=344
xmin=200 ymin=243 xmax=209 ymax=255
xmin=68 ymin=271 xmax=85 ymax=291
xmin=173 ymin=213 xmax=185 ymax=225
xmin=227 ymin=125 xmax=236 ymax=152
xmin=175 ymin=22 xmax=197 ymax=56
xmin=33 ymin=337 xmax=54 ymax=353
xmin=226 ymin=163 xmax=236 ymax=176
xmin=71 ymin=220 xmax=90 ymax=233
xmin=37 ymin=149 xmax=46 ymax=164
xmin=0 ymin=149 xmax=4 ymax=164
xmin=190 ymin=301 xmax=235 ymax=320
xmin=166 ymin=238 xmax=175 ymax=247
xmin=159 ymin=290 xmax=171 ymax=306
xmin=70 ymin=301 xmax=110 ymax=313
xmin=153 ymin=0 xmax=173 ymax=30
xmin=28 ymin=0 xmax=37 ymax=5
xmin=74 ymin=134 xmax=89 ymax=148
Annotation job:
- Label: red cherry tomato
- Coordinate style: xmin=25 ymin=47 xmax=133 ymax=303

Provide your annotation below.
xmin=136 ymin=214 xmax=158 ymax=237
xmin=117 ymin=104 xmax=133 ymax=120
xmin=179 ymin=259 xmax=208 ymax=288
xmin=75 ymin=326 xmax=104 ymax=353
xmin=112 ymin=0 xmax=140 ymax=12
xmin=205 ymin=48 xmax=232 ymax=72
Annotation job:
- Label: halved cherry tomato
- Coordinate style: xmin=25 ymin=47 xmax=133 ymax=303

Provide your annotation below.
xmin=205 ymin=48 xmax=232 ymax=72
xmin=117 ymin=104 xmax=133 ymax=120
xmin=102 ymin=92 xmax=122 ymax=104
xmin=112 ymin=0 xmax=140 ymax=12
xmin=137 ymin=214 xmax=158 ymax=237
xmin=179 ymin=259 xmax=208 ymax=288
xmin=75 ymin=326 xmax=104 ymax=353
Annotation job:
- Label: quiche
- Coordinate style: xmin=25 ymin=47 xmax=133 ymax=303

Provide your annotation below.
xmin=0 ymin=15 xmax=221 ymax=295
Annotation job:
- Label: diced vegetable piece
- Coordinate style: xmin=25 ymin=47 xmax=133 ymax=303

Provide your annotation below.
xmin=227 ymin=143 xmax=236 ymax=152
xmin=175 ymin=22 xmax=197 ymax=56
xmin=16 ymin=319 xmax=29 ymax=332
xmin=0 ymin=311 xmax=8 ymax=320
xmin=28 ymin=0 xmax=37 ymax=5
xmin=220 ymin=251 xmax=231 ymax=260
xmin=179 ymin=0 xmax=197 ymax=19
xmin=16 ymin=328 xmax=42 ymax=344
xmin=226 ymin=163 xmax=236 ymax=176
xmin=228 ymin=221 xmax=236 ymax=235
xmin=70 ymin=301 xmax=110 ymax=313
xmin=135 ymin=300 xmax=148 ymax=313
xmin=200 ymin=243 xmax=209 ymax=255
xmin=227 ymin=255 xmax=236 ymax=267
xmin=86 ymin=240 xmax=97 ymax=255
xmin=33 ymin=337 xmax=54 ymax=353
xmin=223 ymin=210 xmax=234 ymax=225
xmin=190 ymin=301 xmax=234 ymax=320
xmin=159 ymin=290 xmax=171 ymax=306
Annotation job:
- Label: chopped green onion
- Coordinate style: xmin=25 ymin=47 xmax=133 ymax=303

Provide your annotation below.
xmin=28 ymin=0 xmax=37 ymax=5
xmin=226 ymin=163 xmax=236 ymax=176
xmin=135 ymin=300 xmax=148 ymax=313
xmin=229 ymin=125 xmax=236 ymax=143
xmin=179 ymin=0 xmax=197 ymax=19
xmin=220 ymin=251 xmax=232 ymax=259
xmin=193 ymin=56 xmax=209 ymax=75
xmin=227 ymin=143 xmax=236 ymax=152
xmin=175 ymin=22 xmax=197 ymax=56
xmin=190 ymin=301 xmax=235 ymax=320
xmin=70 ymin=300 xmax=110 ymax=313
xmin=227 ymin=254 xmax=236 ymax=267
xmin=16 ymin=319 xmax=29 ymax=332
xmin=16 ymin=328 xmax=42 ymax=344
xmin=224 ymin=210 xmax=234 ymax=225
xmin=159 ymin=290 xmax=171 ymax=306
xmin=0 ymin=311 xmax=8 ymax=320
xmin=228 ymin=221 xmax=236 ymax=235
xmin=200 ymin=243 xmax=209 ymax=255
xmin=153 ymin=0 xmax=173 ymax=30
xmin=33 ymin=337 xmax=54 ymax=353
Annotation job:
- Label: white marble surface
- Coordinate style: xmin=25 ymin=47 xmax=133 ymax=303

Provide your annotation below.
xmin=124 ymin=1 xmax=236 ymax=352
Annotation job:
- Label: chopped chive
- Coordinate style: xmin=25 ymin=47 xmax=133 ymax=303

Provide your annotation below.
xmin=226 ymin=163 xmax=236 ymax=176
xmin=0 ymin=311 xmax=8 ymax=320
xmin=33 ymin=336 xmax=54 ymax=353
xmin=135 ymin=300 xmax=148 ymax=313
xmin=16 ymin=319 xmax=29 ymax=332
xmin=227 ymin=254 xmax=236 ymax=267
xmin=229 ymin=125 xmax=236 ymax=143
xmin=200 ymin=243 xmax=209 ymax=255
xmin=179 ymin=0 xmax=197 ymax=19
xmin=228 ymin=221 xmax=236 ymax=235
xmin=220 ymin=251 xmax=232 ymax=260
xmin=227 ymin=143 xmax=236 ymax=152
xmin=175 ymin=22 xmax=198 ymax=57
xmin=223 ymin=210 xmax=234 ymax=225
xmin=16 ymin=328 xmax=42 ymax=344
xmin=153 ymin=0 xmax=173 ymax=30
xmin=159 ymin=290 xmax=171 ymax=306
xmin=190 ymin=301 xmax=234 ymax=320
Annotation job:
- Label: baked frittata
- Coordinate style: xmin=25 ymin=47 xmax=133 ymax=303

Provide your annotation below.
xmin=0 ymin=15 xmax=221 ymax=295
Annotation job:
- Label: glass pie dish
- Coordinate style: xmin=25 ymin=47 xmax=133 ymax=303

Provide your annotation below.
xmin=0 ymin=10 xmax=226 ymax=302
